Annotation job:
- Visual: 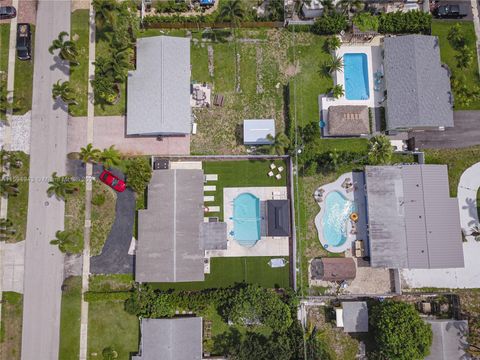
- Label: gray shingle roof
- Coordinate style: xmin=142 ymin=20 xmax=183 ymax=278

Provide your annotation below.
xmin=342 ymin=302 xmax=368 ymax=333
xmin=127 ymin=36 xmax=191 ymax=135
xmin=365 ymin=165 xmax=464 ymax=269
xmin=425 ymin=320 xmax=470 ymax=360
xmin=327 ymin=105 xmax=370 ymax=136
xmin=384 ymin=35 xmax=453 ymax=130
xmin=136 ymin=169 xmax=205 ymax=283
xmin=132 ymin=318 xmax=203 ymax=360
xmin=243 ymin=119 xmax=275 ymax=145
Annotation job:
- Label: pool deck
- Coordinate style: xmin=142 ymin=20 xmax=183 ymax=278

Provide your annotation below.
xmin=320 ymin=40 xmax=385 ymax=137
xmin=205 ymin=186 xmax=290 ymax=258
xmin=313 ymin=172 xmax=368 ymax=255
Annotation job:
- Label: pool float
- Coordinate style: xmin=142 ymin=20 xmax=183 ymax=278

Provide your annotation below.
xmin=350 ymin=212 xmax=359 ymax=222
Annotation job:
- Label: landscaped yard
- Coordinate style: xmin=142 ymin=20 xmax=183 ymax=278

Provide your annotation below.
xmin=7 ymin=152 xmax=29 ymax=242
xmin=432 ymin=20 xmax=480 ymax=110
xmin=13 ymin=26 xmax=35 ymax=115
xmin=64 ymin=181 xmax=85 ymax=246
xmin=202 ymin=159 xmax=287 ymax=220
xmin=0 ymin=292 xmax=23 ymax=360
xmin=87 ymin=301 xmax=139 ymax=360
xmin=90 ymin=181 xmax=116 ymax=256
xmin=69 ymin=10 xmax=90 ymax=117
xmin=151 ymin=256 xmax=290 ymax=291
xmin=58 ymin=276 xmax=82 ymax=360
xmin=0 ymin=24 xmax=10 ymax=73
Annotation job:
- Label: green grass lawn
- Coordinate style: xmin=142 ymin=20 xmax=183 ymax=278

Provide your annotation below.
xmin=7 ymin=152 xmax=29 ymax=242
xmin=0 ymin=24 xmax=10 ymax=73
xmin=151 ymin=256 xmax=290 ymax=291
xmin=69 ymin=10 xmax=90 ymax=117
xmin=87 ymin=301 xmax=139 ymax=360
xmin=432 ymin=20 xmax=480 ymax=110
xmin=89 ymin=274 xmax=134 ymax=292
xmin=90 ymin=181 xmax=116 ymax=256
xmin=64 ymin=182 xmax=85 ymax=251
xmin=13 ymin=26 xmax=35 ymax=115
xmin=0 ymin=292 xmax=23 ymax=360
xmin=58 ymin=276 xmax=82 ymax=360
xmin=202 ymin=159 xmax=287 ymax=220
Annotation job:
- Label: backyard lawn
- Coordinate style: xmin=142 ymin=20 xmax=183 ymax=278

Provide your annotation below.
xmin=151 ymin=256 xmax=290 ymax=291
xmin=0 ymin=24 xmax=10 ymax=72
xmin=69 ymin=10 xmax=90 ymax=117
xmin=87 ymin=301 xmax=139 ymax=360
xmin=7 ymin=152 xmax=30 ymax=242
xmin=202 ymin=159 xmax=287 ymax=220
xmin=0 ymin=292 xmax=23 ymax=360
xmin=13 ymin=26 xmax=35 ymax=115
xmin=90 ymin=181 xmax=116 ymax=256
xmin=432 ymin=20 xmax=480 ymax=110
xmin=58 ymin=276 xmax=82 ymax=360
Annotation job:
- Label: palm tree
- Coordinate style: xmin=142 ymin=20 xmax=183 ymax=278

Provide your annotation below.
xmin=0 ymin=219 xmax=16 ymax=239
xmin=93 ymin=0 xmax=119 ymax=31
xmin=80 ymin=143 xmax=101 ymax=164
xmin=49 ymin=31 xmax=79 ymax=65
xmin=325 ymin=36 xmax=341 ymax=52
xmin=47 ymin=172 xmax=77 ymax=200
xmin=102 ymin=346 xmax=118 ymax=360
xmin=336 ymin=0 xmax=364 ymax=15
xmin=52 ymin=80 xmax=78 ymax=105
xmin=110 ymin=49 xmax=130 ymax=83
xmin=260 ymin=132 xmax=290 ymax=156
xmin=0 ymin=172 xmax=19 ymax=196
xmin=321 ymin=54 xmax=343 ymax=76
xmin=368 ymin=135 xmax=393 ymax=165
xmin=99 ymin=145 xmax=121 ymax=169
xmin=331 ymin=84 xmax=344 ymax=99
xmin=455 ymin=46 xmax=474 ymax=69
xmin=219 ymin=0 xmax=245 ymax=92
xmin=50 ymin=230 xmax=82 ymax=253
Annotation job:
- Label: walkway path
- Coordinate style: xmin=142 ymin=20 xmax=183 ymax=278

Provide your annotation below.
xmin=78 ymin=3 xmax=96 ymax=359
xmin=20 ymin=0 xmax=71 ymax=359
xmin=401 ymin=161 xmax=480 ymax=289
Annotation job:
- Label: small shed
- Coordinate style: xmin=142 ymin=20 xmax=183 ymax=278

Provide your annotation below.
xmin=243 ymin=119 xmax=275 ymax=145
xmin=310 ymin=258 xmax=356 ymax=281
xmin=337 ymin=301 xmax=369 ymax=333
xmin=327 ymin=106 xmax=370 ymax=136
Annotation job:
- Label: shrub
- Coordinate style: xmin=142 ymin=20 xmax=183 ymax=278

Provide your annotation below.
xmin=126 ymin=157 xmax=152 ymax=193
xmin=155 ymin=0 xmax=188 ymax=14
xmin=352 ymin=12 xmax=379 ymax=32
xmin=378 ymin=11 xmax=431 ymax=34
xmin=92 ymin=193 xmax=106 ymax=206
xmin=312 ymin=12 xmax=348 ymax=35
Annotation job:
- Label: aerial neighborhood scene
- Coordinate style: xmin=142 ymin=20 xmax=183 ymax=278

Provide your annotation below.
xmin=1 ymin=0 xmax=480 ymax=359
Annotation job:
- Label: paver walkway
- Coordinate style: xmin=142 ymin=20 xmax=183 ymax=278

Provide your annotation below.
xmin=401 ymin=161 xmax=480 ymax=289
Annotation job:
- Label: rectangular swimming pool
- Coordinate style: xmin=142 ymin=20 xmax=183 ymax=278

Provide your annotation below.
xmin=344 ymin=53 xmax=370 ymax=100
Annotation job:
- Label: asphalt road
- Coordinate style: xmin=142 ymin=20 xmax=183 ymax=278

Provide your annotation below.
xmin=20 ymin=1 xmax=70 ymax=359
xmin=410 ymin=111 xmax=480 ymax=149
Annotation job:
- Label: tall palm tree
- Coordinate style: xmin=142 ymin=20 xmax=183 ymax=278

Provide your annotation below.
xmin=0 ymin=219 xmax=16 ymax=239
xmin=260 ymin=132 xmax=290 ymax=156
xmin=219 ymin=0 xmax=245 ymax=92
xmin=79 ymin=143 xmax=101 ymax=164
xmin=322 ymin=54 xmax=344 ymax=75
xmin=50 ymin=230 xmax=82 ymax=253
xmin=99 ymin=145 xmax=121 ymax=169
xmin=47 ymin=172 xmax=77 ymax=200
xmin=336 ymin=0 xmax=364 ymax=15
xmin=49 ymin=31 xmax=79 ymax=65
xmin=0 ymin=172 xmax=19 ymax=196
xmin=93 ymin=0 xmax=119 ymax=31
xmin=52 ymin=80 xmax=78 ymax=105
xmin=368 ymin=135 xmax=393 ymax=165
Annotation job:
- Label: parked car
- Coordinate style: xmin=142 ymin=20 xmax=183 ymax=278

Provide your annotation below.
xmin=0 ymin=6 xmax=16 ymax=20
xmin=16 ymin=23 xmax=31 ymax=61
xmin=99 ymin=170 xmax=126 ymax=192
xmin=434 ymin=4 xmax=468 ymax=18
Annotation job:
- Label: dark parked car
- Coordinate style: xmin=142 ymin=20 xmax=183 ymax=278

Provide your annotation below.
xmin=434 ymin=4 xmax=468 ymax=18
xmin=99 ymin=170 xmax=127 ymax=192
xmin=16 ymin=24 xmax=31 ymax=61
xmin=0 ymin=6 xmax=16 ymax=20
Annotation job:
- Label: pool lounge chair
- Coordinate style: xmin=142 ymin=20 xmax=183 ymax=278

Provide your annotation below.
xmin=270 ymin=163 xmax=276 ymax=170
xmin=276 ymin=174 xmax=282 ymax=180
xmin=204 ymin=196 xmax=214 ymax=202
xmin=205 ymin=174 xmax=218 ymax=181
xmin=268 ymin=171 xmax=274 ymax=177
xmin=278 ymin=166 xmax=284 ymax=172
xmin=204 ymin=185 xmax=216 ymax=191
xmin=206 ymin=206 xmax=220 ymax=212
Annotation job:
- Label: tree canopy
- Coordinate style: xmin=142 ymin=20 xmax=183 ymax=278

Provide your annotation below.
xmin=126 ymin=157 xmax=152 ymax=193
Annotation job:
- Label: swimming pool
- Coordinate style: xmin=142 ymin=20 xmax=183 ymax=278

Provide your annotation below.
xmin=321 ymin=191 xmax=356 ymax=250
xmin=344 ymin=53 xmax=370 ymax=100
xmin=232 ymin=193 xmax=261 ymax=247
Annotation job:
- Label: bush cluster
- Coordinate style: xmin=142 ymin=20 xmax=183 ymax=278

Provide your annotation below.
xmin=378 ymin=10 xmax=431 ymax=34
xmin=311 ymin=12 xmax=348 ymax=35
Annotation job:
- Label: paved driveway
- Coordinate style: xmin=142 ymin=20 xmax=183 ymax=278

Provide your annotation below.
xmin=0 ymin=0 xmax=37 ymax=24
xmin=410 ymin=111 xmax=480 ymax=149
xmin=434 ymin=0 xmax=473 ymax=21
xmin=68 ymin=116 xmax=190 ymax=155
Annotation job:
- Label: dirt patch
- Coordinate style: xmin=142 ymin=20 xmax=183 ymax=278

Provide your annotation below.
xmin=285 ymin=63 xmax=300 ymax=77
xmin=72 ymin=0 xmax=90 ymax=12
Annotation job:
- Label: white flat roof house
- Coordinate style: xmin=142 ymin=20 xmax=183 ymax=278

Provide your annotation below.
xmin=127 ymin=36 xmax=191 ymax=136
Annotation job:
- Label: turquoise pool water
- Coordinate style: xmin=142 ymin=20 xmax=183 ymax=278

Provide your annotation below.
xmin=232 ymin=193 xmax=261 ymax=247
xmin=344 ymin=53 xmax=370 ymax=100
xmin=321 ymin=191 xmax=356 ymax=249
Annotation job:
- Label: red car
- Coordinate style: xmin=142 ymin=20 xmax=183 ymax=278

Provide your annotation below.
xmin=99 ymin=170 xmax=126 ymax=192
